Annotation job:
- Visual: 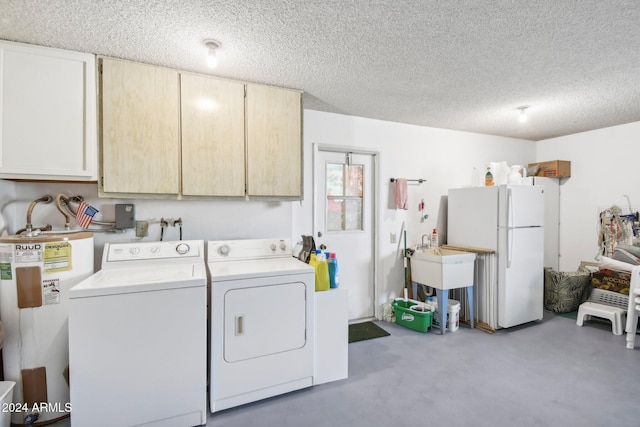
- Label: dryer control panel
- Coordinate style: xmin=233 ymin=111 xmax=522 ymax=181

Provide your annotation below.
xmin=104 ymin=240 xmax=203 ymax=263
xmin=208 ymin=238 xmax=291 ymax=262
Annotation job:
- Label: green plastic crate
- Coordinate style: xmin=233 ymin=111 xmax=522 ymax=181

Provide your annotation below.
xmin=393 ymin=299 xmax=433 ymax=333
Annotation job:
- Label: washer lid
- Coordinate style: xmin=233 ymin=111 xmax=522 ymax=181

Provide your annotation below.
xmin=70 ymin=264 xmax=206 ymax=298
xmin=208 ymin=257 xmax=313 ymax=281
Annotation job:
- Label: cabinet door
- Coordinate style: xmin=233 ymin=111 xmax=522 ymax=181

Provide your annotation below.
xmin=246 ymin=84 xmax=302 ymax=197
xmin=100 ymin=58 xmax=180 ymax=195
xmin=181 ymin=74 xmax=245 ymax=196
xmin=0 ymin=41 xmax=97 ymax=180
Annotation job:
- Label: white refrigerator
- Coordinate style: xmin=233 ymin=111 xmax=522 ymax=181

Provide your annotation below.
xmin=447 ymin=185 xmax=545 ymax=328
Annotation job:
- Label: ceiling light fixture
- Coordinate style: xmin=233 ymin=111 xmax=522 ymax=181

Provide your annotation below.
xmin=517 ymin=106 xmax=529 ymax=123
xmin=203 ymin=39 xmax=220 ymax=68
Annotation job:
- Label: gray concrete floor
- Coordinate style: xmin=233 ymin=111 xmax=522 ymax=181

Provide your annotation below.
xmin=56 ymin=311 xmax=640 ymax=427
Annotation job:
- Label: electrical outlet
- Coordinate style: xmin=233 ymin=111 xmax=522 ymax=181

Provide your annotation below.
xmin=135 ymin=221 xmax=149 ymax=237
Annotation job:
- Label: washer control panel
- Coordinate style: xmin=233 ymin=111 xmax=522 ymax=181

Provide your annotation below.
xmin=208 ymin=238 xmax=291 ymax=261
xmin=105 ymin=240 xmax=202 ymax=263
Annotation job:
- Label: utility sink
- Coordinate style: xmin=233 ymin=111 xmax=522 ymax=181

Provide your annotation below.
xmin=409 ymin=248 xmax=476 ymax=290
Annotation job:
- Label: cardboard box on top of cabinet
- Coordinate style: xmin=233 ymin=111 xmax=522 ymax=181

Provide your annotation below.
xmin=527 ymin=160 xmax=571 ymax=178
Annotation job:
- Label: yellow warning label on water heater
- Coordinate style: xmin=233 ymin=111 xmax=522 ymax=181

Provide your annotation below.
xmin=44 ymin=242 xmax=72 ymax=273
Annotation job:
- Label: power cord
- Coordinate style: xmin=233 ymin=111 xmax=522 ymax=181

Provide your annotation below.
xmin=160 ymin=218 xmax=168 ymax=241
xmin=173 ymin=218 xmax=183 ymax=240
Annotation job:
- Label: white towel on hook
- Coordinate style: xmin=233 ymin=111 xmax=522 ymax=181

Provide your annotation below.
xmin=395 ymin=179 xmax=408 ymax=210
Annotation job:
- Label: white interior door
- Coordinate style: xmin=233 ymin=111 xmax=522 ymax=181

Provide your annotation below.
xmin=314 ymin=148 xmax=376 ymax=321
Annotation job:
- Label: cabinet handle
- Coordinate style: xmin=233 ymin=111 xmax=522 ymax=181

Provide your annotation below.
xmin=235 ymin=315 xmax=244 ymax=336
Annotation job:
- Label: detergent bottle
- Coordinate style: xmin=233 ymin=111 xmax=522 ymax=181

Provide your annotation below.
xmin=314 ymin=250 xmax=330 ymax=291
xmin=328 ymin=253 xmax=339 ymax=288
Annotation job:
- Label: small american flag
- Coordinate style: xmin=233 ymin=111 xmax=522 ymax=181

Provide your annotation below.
xmin=75 ymin=201 xmax=99 ymax=229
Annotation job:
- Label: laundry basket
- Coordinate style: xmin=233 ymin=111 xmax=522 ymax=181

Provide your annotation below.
xmin=590 ymin=288 xmax=628 ymax=309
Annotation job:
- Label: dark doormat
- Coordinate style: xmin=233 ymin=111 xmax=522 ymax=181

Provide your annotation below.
xmin=348 ymin=321 xmax=390 ymax=343
xmin=556 ymin=311 xmax=578 ymax=320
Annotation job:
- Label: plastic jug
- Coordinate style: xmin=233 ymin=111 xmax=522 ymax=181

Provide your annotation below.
xmin=313 ymin=250 xmax=330 ymax=291
xmin=507 ymin=165 xmax=527 ymax=184
xmin=485 ymin=164 xmax=495 ymax=186
xmin=487 ymin=161 xmax=509 ymax=185
xmin=328 ymin=253 xmax=339 ymax=288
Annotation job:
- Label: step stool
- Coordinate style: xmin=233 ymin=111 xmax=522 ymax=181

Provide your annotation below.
xmin=577 ymin=302 xmax=627 ymax=335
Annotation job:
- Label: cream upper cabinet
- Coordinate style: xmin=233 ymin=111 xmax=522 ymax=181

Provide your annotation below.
xmin=99 ymin=58 xmax=302 ymax=199
xmin=0 ymin=40 xmax=97 ymax=181
xmin=100 ymin=58 xmax=180 ymax=195
xmin=246 ymin=84 xmax=302 ymax=197
xmin=181 ymin=73 xmax=245 ymax=196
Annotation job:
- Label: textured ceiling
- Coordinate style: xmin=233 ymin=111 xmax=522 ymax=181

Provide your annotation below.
xmin=1 ymin=0 xmax=639 ymax=141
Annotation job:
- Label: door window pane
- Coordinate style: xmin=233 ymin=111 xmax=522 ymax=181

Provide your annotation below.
xmin=326 ymin=162 xmax=364 ymax=232
xmin=345 ymin=199 xmax=363 ymax=230
xmin=326 ymin=163 xmax=344 ymax=196
xmin=346 ymin=165 xmax=363 ymax=197
xmin=327 ymin=199 xmax=344 ymax=231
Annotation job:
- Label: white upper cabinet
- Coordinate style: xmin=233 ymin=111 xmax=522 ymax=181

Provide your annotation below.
xmin=0 ymin=40 xmax=97 ymax=181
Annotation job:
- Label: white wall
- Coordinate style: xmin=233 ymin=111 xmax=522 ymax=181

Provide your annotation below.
xmin=537 ymin=120 xmax=640 ymax=271
xmin=293 ymin=110 xmax=536 ymax=311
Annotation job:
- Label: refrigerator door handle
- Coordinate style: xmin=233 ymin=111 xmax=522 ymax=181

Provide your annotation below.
xmin=507 ymin=188 xmax=513 ymax=268
xmin=507 ymin=187 xmax=513 ymax=228
xmin=507 ymin=227 xmax=512 ymax=268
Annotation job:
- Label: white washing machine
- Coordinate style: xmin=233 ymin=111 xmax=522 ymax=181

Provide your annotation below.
xmin=68 ymin=240 xmax=207 ymax=427
xmin=208 ymin=238 xmax=314 ymax=413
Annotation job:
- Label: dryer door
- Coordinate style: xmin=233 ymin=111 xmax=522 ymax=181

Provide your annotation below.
xmin=224 ymin=281 xmax=306 ymax=362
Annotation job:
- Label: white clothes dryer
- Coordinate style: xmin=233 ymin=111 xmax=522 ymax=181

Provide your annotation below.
xmin=207 ymin=238 xmax=314 ymax=413
xmin=68 ymin=240 xmax=207 ymax=427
